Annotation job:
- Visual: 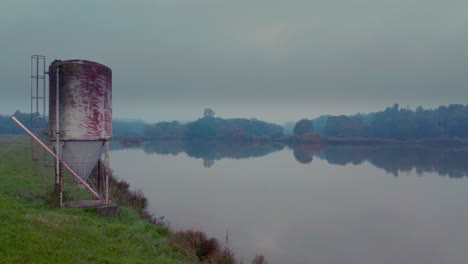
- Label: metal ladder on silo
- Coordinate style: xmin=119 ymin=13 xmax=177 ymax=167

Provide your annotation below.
xmin=30 ymin=55 xmax=47 ymax=161
xmin=30 ymin=55 xmax=54 ymax=192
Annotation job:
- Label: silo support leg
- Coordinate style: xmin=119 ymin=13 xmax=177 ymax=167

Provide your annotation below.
xmin=59 ymin=160 xmax=63 ymax=208
xmin=105 ymin=141 xmax=110 ymax=205
xmin=54 ymin=161 xmax=60 ymax=193
xmin=97 ymin=159 xmax=103 ymax=193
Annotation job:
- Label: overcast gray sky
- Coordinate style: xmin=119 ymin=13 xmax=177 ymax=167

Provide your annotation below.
xmin=1 ymin=0 xmax=467 ymax=124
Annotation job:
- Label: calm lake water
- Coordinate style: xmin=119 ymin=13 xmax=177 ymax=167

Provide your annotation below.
xmin=110 ymin=142 xmax=468 ymax=264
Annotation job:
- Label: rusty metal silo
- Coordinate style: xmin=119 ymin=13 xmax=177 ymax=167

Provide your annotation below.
xmin=48 ymin=60 xmax=112 ymax=182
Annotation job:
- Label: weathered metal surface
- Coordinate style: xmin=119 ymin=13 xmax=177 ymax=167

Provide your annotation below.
xmin=61 ymin=141 xmax=105 ymax=181
xmin=49 ymin=60 xmax=112 ymax=141
xmin=10 ymin=117 xmax=103 ymax=201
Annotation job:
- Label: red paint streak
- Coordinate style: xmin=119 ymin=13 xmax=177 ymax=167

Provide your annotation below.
xmin=49 ymin=60 xmax=112 ymax=141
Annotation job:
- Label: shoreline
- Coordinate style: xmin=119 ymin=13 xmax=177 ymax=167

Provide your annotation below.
xmin=0 ymin=136 xmax=262 ymax=264
xmin=323 ymin=137 xmax=468 ymax=146
xmin=119 ymin=134 xmax=468 ymax=147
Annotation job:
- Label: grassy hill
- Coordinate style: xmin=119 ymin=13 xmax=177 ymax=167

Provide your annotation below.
xmin=0 ymin=136 xmax=196 ymax=264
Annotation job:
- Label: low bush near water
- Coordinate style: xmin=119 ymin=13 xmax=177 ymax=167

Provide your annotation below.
xmin=172 ymin=228 xmax=236 ymax=264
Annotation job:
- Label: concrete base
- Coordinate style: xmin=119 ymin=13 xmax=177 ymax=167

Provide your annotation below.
xmin=65 ymin=199 xmax=119 ymax=217
xmin=96 ymin=204 xmax=119 ymax=217
xmin=65 ymin=199 xmax=105 ymax=208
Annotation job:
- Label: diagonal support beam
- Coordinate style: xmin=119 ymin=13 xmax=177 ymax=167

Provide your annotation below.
xmin=11 ymin=116 xmax=103 ymax=202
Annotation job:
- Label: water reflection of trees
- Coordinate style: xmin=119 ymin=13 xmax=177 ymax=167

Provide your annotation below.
xmin=313 ymin=145 xmax=468 ymax=178
xmin=143 ymin=140 xmax=185 ymax=156
xmin=291 ymin=144 xmax=324 ymax=164
xmin=120 ymin=140 xmax=468 ymax=177
xmin=143 ymin=140 xmax=285 ymax=167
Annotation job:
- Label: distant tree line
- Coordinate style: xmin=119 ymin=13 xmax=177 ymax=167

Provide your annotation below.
xmin=0 ymin=111 xmax=31 ymax=134
xmin=144 ymin=121 xmax=187 ymax=139
xmin=144 ymin=109 xmax=284 ymax=141
xmin=112 ymin=119 xmax=146 ymax=139
xmin=3 ymin=109 xmax=284 ymax=142
xmin=300 ymin=104 xmax=468 ymax=140
xmin=4 ymin=104 xmax=468 ymax=141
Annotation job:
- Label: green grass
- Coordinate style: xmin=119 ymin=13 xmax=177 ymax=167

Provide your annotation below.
xmin=0 ymin=136 xmax=197 ymax=264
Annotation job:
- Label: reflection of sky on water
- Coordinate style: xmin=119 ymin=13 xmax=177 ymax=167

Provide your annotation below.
xmin=111 ymin=144 xmax=468 ymax=263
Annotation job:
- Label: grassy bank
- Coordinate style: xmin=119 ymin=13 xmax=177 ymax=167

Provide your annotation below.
xmin=0 ymin=136 xmax=198 ymax=263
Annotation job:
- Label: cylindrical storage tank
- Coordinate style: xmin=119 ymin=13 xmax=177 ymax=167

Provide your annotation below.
xmin=49 ymin=60 xmax=112 ymax=141
xmin=48 ymin=59 xmax=112 ymax=181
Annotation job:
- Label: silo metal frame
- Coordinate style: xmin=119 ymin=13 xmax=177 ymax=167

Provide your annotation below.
xmin=11 ymin=116 xmax=104 ymax=204
xmin=49 ymin=60 xmax=112 ymax=207
xmin=18 ymin=57 xmax=114 ymax=209
xmin=30 ymin=55 xmax=51 ymax=191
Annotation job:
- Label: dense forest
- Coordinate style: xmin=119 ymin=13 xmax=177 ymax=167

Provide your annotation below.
xmin=308 ymin=104 xmax=468 ymax=140
xmin=144 ymin=109 xmax=284 ymax=141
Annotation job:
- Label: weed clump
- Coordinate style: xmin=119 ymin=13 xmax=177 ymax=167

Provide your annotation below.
xmin=172 ymin=227 xmax=237 ymax=264
xmin=110 ymin=178 xmax=148 ymax=210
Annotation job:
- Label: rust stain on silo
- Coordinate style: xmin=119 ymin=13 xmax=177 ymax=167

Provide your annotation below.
xmin=49 ymin=60 xmax=112 ymax=141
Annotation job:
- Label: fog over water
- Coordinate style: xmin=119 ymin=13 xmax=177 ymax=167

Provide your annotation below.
xmin=111 ymin=143 xmax=468 ymax=263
